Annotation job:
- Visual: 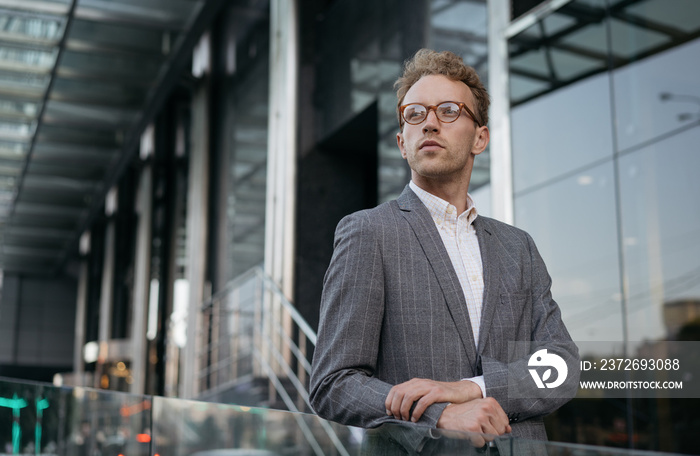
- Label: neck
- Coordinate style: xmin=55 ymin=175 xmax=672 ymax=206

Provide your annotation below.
xmin=412 ymin=173 xmax=472 ymax=214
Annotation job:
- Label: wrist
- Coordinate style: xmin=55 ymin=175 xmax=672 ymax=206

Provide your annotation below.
xmin=462 ymin=379 xmax=484 ymax=400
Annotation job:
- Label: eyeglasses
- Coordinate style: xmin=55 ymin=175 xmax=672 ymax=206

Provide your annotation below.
xmin=399 ymin=101 xmax=481 ymax=127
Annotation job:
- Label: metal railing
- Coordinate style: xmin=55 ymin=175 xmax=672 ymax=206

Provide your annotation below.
xmin=196 ymin=266 xmax=348 ymax=456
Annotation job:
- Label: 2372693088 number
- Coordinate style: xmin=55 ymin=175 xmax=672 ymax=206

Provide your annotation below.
xmin=599 ymin=358 xmax=679 ymax=371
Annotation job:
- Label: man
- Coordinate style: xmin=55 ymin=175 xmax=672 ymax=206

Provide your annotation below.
xmin=309 ymin=49 xmax=578 ymax=450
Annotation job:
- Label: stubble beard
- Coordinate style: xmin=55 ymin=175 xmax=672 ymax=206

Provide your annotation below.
xmin=408 ymin=144 xmax=473 ymax=181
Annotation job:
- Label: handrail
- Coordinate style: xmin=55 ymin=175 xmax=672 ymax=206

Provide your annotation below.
xmin=196 ymin=265 xmax=350 ymax=456
xmin=199 ymin=266 xmax=260 ymax=311
xmin=256 ymin=267 xmax=318 ymax=346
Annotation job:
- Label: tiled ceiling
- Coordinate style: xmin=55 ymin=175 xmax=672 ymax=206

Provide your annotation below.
xmin=0 ymin=0 xmax=223 ymax=275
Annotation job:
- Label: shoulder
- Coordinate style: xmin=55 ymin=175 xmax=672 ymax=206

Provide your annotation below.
xmin=336 ymin=200 xmax=403 ymax=230
xmin=332 ymin=201 xmax=407 ymax=250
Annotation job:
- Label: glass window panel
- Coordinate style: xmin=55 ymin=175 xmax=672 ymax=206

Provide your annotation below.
xmin=509 ymin=74 xmax=550 ymax=104
xmin=509 ymin=0 xmax=611 ymax=104
xmin=612 ymin=38 xmax=700 ymax=152
xmin=515 ymin=161 xmax=623 ymax=342
xmin=512 ymin=72 xmax=613 ymax=193
xmin=222 ymin=7 xmax=269 ymax=282
xmin=625 ymin=0 xmax=700 ymax=34
xmin=608 ymin=18 xmax=671 ymax=58
xmin=558 ymin=21 xmax=609 ymax=57
xmin=316 ymin=0 xmax=489 ymax=204
xmin=543 ymin=12 xmax=577 ymax=36
xmin=510 ymin=47 xmax=551 ymax=79
xmin=549 ymin=47 xmax=603 ymax=79
xmin=619 ymin=126 xmax=700 ymax=342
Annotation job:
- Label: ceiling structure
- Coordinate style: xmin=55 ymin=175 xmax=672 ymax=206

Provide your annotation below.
xmin=0 ymin=0 xmax=225 ymax=275
xmin=509 ymin=0 xmax=700 ymax=104
xmin=1 ymin=0 xmax=698 ymax=276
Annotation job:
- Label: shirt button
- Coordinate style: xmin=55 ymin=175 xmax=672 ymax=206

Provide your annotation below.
xmin=471 ymin=275 xmax=478 ymax=282
xmin=446 ymin=206 xmax=455 ymax=214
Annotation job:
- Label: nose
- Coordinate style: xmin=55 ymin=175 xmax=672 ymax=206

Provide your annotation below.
xmin=422 ymin=109 xmax=440 ymax=132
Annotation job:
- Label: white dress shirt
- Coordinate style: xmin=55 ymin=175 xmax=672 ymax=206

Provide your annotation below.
xmin=409 ymin=181 xmax=487 ymax=397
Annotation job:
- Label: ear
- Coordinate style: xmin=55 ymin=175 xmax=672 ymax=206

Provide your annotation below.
xmin=397 ymin=131 xmax=408 ymax=159
xmin=471 ymin=125 xmax=490 ymax=155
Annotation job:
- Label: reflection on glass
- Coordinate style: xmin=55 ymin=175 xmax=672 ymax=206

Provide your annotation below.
xmin=2 ymin=377 xmax=691 ymax=456
xmin=0 ymin=378 xmax=152 ymax=456
xmin=511 ymin=73 xmax=613 ymax=193
xmin=619 ymin=127 xmax=700 ymax=342
xmin=222 ymin=9 xmax=270 ymax=281
xmin=316 ymin=0 xmax=489 ymax=204
xmin=613 ymin=38 xmax=700 ymax=152
xmin=508 ymin=0 xmax=610 ymax=105
xmin=515 ymin=162 xmax=623 ymax=343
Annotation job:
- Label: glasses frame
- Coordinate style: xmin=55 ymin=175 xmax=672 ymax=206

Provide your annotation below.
xmin=399 ymin=101 xmax=482 ymax=128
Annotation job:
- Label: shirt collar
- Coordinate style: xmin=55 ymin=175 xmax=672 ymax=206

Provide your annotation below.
xmin=409 ymin=180 xmax=478 ymax=226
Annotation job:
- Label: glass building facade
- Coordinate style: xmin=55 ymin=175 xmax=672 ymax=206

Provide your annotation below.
xmin=0 ymin=0 xmax=699 ymax=454
xmin=508 ymin=0 xmax=700 ymax=451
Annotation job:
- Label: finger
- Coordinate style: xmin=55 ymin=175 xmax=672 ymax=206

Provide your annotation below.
xmin=410 ymin=393 xmax=435 ymax=422
xmin=385 ymin=389 xmax=395 ymax=414
xmin=389 ymin=391 xmax=402 ymax=419
xmin=399 ymin=395 xmax=415 ymax=421
xmin=478 ymin=419 xmax=500 ymax=440
xmin=468 ymin=433 xmax=486 ymax=448
xmin=390 ymin=390 xmax=411 ymax=420
xmin=491 ymin=410 xmax=511 ymax=435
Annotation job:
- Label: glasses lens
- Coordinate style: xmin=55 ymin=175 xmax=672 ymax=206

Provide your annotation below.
xmin=403 ymin=104 xmax=427 ymax=124
xmin=436 ymin=102 xmax=461 ymax=122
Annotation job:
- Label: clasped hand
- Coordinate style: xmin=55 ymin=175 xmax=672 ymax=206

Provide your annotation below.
xmin=385 ymin=378 xmax=511 ymax=446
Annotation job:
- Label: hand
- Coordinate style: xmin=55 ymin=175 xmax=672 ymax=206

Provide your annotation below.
xmin=385 ymin=378 xmax=482 ymax=422
xmin=436 ymin=398 xmax=511 ymax=447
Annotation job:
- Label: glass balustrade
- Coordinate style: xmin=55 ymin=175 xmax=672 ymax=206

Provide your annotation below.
xmin=0 ymin=377 xmax=687 ymax=456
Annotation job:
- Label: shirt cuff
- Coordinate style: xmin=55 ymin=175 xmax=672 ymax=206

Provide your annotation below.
xmin=461 ymin=376 xmax=486 ymax=398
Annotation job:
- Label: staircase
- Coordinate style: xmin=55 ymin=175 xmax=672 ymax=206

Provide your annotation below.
xmin=195 ymin=266 xmax=348 ymax=456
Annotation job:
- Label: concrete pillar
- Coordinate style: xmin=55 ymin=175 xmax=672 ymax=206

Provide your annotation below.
xmin=487 ymin=0 xmax=514 ymax=224
xmin=263 ymin=0 xmax=299 ymax=373
xmin=181 ymin=79 xmax=210 ymax=399
xmin=130 ymin=131 xmax=154 ymax=394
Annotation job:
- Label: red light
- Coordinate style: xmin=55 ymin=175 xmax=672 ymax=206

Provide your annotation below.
xmin=136 ymin=433 xmax=151 ymax=443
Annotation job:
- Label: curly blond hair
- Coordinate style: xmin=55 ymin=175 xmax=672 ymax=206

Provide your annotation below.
xmin=395 ymin=49 xmax=489 ymax=128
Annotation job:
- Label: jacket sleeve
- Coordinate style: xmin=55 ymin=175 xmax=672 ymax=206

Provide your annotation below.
xmin=309 ymin=211 xmax=448 ymax=434
xmin=481 ymin=232 xmax=580 ymax=423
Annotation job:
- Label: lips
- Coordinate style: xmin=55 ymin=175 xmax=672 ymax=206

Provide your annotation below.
xmin=420 ymin=140 xmax=443 ymax=150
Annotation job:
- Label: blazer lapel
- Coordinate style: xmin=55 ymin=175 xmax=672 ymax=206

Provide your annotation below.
xmin=474 ymin=216 xmax=499 ymax=354
xmin=396 ymin=186 xmax=478 ymax=368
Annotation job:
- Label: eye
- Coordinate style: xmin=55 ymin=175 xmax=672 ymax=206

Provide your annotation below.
xmin=439 ymin=103 xmax=459 ymax=116
xmin=404 ymin=105 xmax=426 ymax=120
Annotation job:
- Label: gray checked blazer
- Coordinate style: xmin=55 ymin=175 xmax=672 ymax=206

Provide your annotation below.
xmin=309 ymin=185 xmax=579 ymax=445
